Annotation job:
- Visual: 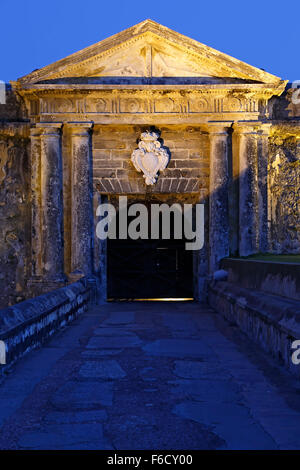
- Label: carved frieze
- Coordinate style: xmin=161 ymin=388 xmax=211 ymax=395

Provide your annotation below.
xmin=38 ymin=92 xmax=260 ymax=116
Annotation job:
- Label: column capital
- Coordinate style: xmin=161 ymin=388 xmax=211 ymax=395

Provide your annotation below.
xmin=68 ymin=121 xmax=94 ymax=136
xmin=233 ymin=121 xmax=270 ymax=135
xmin=30 ymin=126 xmax=42 ymax=137
xmin=258 ymin=123 xmax=272 ymax=136
xmin=206 ymin=121 xmax=233 ymax=135
xmin=36 ymin=122 xmax=63 ymax=136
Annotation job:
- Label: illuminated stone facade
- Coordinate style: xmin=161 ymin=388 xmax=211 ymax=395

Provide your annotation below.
xmin=0 ymin=20 xmax=299 ymax=306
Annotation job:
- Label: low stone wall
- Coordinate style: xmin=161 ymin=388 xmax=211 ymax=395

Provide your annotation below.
xmin=221 ymin=258 xmax=300 ymax=301
xmin=208 ymin=280 xmax=300 ymax=377
xmin=0 ymin=278 xmax=92 ymax=371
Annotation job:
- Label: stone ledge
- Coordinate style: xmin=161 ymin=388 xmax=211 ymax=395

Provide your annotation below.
xmin=0 ymin=278 xmax=92 ymax=371
xmin=221 ymin=258 xmax=300 ymax=301
xmin=208 ymin=281 xmax=300 ymax=377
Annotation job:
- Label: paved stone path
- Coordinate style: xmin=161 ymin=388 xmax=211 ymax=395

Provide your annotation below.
xmin=0 ymin=301 xmax=300 ymax=450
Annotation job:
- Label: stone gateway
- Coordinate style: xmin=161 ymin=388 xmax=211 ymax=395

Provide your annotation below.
xmin=0 ymin=19 xmax=299 ymax=306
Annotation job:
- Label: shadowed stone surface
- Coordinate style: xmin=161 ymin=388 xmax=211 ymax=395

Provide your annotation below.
xmin=51 ymin=381 xmax=113 ymax=409
xmin=173 ymin=360 xmax=232 ymax=380
xmin=81 ymin=349 xmax=123 ymax=357
xmin=44 ymin=410 xmax=108 ymax=424
xmin=102 ymin=312 xmax=135 ymax=325
xmin=173 ymin=402 xmax=276 ymax=450
xmin=1 ymin=302 xmax=300 ymax=450
xmin=93 ymin=327 xmax=136 ymax=336
xmin=86 ymin=335 xmax=142 ymax=349
xmin=79 ymin=360 xmax=126 ymax=379
xmin=170 ymin=379 xmax=242 ymax=402
xmin=143 ymin=339 xmax=211 ymax=358
xmin=18 ymin=423 xmax=112 ymax=450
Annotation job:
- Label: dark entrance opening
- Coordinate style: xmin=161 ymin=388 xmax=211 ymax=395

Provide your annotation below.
xmin=107 ymin=198 xmax=194 ymax=300
xmin=108 ymin=238 xmax=193 ymax=299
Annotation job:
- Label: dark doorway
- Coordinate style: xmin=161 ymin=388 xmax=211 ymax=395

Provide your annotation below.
xmin=106 ymin=198 xmax=194 ymax=300
xmin=107 ymin=237 xmax=193 ymax=299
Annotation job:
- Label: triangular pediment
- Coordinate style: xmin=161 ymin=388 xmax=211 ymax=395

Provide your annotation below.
xmin=18 ymin=20 xmax=284 ymax=85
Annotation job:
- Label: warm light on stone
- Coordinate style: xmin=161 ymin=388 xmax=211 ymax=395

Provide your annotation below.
xmin=0 ymin=19 xmax=298 ymax=306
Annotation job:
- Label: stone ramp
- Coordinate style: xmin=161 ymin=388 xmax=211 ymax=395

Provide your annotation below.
xmin=0 ymin=301 xmax=300 ymax=449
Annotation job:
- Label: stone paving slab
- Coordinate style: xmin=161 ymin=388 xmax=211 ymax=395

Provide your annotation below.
xmin=169 ymin=379 xmax=242 ymax=402
xmin=173 ymin=402 xmax=277 ymax=450
xmin=51 ymin=381 xmax=113 ymax=410
xmin=1 ymin=301 xmax=300 ymax=449
xmin=142 ymin=339 xmax=212 ymax=358
xmin=79 ymin=360 xmax=126 ymax=379
xmin=18 ymin=423 xmax=112 ymax=450
xmin=86 ymin=335 xmax=142 ymax=349
xmin=44 ymin=410 xmax=108 ymax=424
xmin=102 ymin=311 xmax=135 ymax=325
xmin=173 ymin=360 xmax=232 ymax=379
xmin=81 ymin=349 xmax=123 ymax=357
xmin=93 ymin=327 xmax=137 ymax=336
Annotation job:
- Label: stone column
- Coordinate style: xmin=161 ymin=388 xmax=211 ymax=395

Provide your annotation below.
xmin=30 ymin=126 xmax=42 ymax=277
xmin=69 ymin=122 xmax=93 ymax=279
xmin=296 ymin=135 xmax=300 ymax=160
xmin=257 ymin=124 xmax=271 ymax=253
xmin=37 ymin=122 xmax=65 ymax=282
xmin=208 ymin=122 xmax=231 ymax=273
xmin=233 ymin=122 xmax=259 ymax=256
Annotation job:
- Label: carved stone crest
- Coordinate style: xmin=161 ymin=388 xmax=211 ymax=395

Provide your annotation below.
xmin=131 ymin=131 xmax=169 ymax=185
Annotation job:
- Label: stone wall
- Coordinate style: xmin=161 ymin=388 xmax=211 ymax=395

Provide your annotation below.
xmin=269 ymin=86 xmax=300 ymax=121
xmin=0 ymin=121 xmax=30 ymax=308
xmin=266 ymin=88 xmax=300 ymax=253
xmin=92 ymin=125 xmax=209 ymax=195
xmin=0 ymin=278 xmax=92 ymax=371
xmin=208 ymin=279 xmax=300 ymax=377
xmin=268 ymin=126 xmax=300 ymax=253
xmin=0 ymin=85 xmax=27 ymax=121
xmin=209 ymin=257 xmax=300 ymax=377
xmin=221 ymin=258 xmax=300 ymax=301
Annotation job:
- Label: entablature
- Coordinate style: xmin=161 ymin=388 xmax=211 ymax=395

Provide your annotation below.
xmin=14 ymin=84 xmax=286 ymax=124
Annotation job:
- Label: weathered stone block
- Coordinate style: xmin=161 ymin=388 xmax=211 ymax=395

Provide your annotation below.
xmin=93 ymin=149 xmax=111 ymax=160
xmin=93 ymin=161 xmax=121 ymax=169
xmin=93 ymin=139 xmax=126 ymax=150
xmin=208 ymin=280 xmax=300 ymax=377
xmin=0 ymin=278 xmax=92 ymax=369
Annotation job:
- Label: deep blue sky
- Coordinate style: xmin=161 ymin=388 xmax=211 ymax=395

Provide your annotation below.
xmin=1 ymin=0 xmax=298 ymax=83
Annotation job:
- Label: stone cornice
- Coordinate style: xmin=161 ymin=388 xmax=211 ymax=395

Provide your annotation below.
xmin=14 ymin=82 xmax=286 ymax=95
